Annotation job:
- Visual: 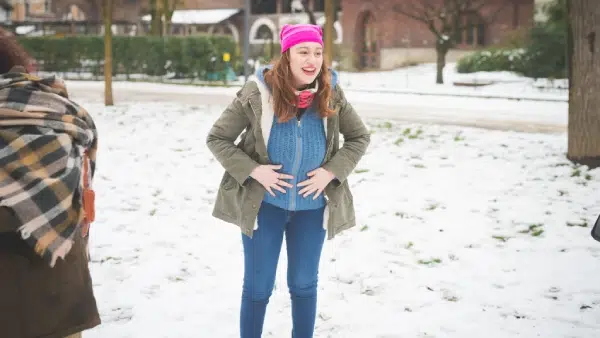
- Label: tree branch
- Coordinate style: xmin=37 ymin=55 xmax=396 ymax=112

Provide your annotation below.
xmin=393 ymin=0 xmax=442 ymax=38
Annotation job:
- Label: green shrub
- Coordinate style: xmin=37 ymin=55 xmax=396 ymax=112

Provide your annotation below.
xmin=455 ymin=0 xmax=567 ymax=79
xmin=456 ymin=48 xmax=527 ymax=73
xmin=16 ymin=35 xmax=238 ymax=80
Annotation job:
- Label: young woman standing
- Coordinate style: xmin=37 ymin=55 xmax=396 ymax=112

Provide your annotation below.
xmin=207 ymin=24 xmax=370 ymax=338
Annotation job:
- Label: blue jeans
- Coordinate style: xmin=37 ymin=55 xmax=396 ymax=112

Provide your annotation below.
xmin=240 ymin=202 xmax=326 ymax=338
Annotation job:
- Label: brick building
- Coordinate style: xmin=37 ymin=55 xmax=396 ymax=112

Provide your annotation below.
xmin=0 ymin=1 xmax=12 ymax=22
xmin=139 ymin=0 xmax=341 ymax=61
xmin=340 ymin=0 xmax=534 ymax=70
xmin=7 ymin=0 xmax=144 ymax=23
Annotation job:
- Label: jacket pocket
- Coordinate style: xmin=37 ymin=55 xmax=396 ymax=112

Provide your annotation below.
xmin=325 ymin=181 xmax=355 ymax=228
xmin=222 ymin=171 xmax=238 ymax=191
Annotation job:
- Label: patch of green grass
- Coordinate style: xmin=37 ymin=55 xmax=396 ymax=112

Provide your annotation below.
xmin=379 ymin=121 xmax=393 ymax=128
xmin=354 ymin=169 xmax=370 ymax=174
xmin=99 ymin=256 xmax=122 ymax=264
xmin=426 ymin=203 xmax=439 ymax=211
xmin=571 ymin=168 xmax=581 ymax=177
xmin=519 ymin=223 xmax=544 ymax=237
xmin=394 ymin=137 xmax=404 ymax=145
xmin=531 ymin=229 xmax=544 ymax=237
xmin=567 ymin=219 xmax=588 ymax=228
xmin=405 ymin=241 xmax=414 ymax=249
xmin=492 ymin=235 xmax=510 ymax=242
xmin=454 ymin=133 xmax=465 ymax=141
xmin=401 ymin=127 xmax=423 ymax=139
xmin=418 ymin=258 xmax=442 ymax=265
xmin=360 ymin=225 xmax=369 ymax=232
xmin=444 ymin=295 xmax=459 ymax=302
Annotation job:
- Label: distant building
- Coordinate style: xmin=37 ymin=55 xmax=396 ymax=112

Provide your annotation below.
xmin=141 ymin=0 xmax=341 ymax=61
xmin=0 ymin=1 xmax=12 ymax=22
xmin=340 ymin=0 xmax=535 ymax=70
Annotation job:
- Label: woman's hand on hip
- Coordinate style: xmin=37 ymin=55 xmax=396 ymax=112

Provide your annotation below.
xmin=297 ymin=168 xmax=335 ymax=199
xmin=250 ymin=164 xmax=293 ymax=196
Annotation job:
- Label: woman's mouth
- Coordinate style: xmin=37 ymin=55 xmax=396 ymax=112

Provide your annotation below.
xmin=302 ymin=67 xmax=317 ymax=76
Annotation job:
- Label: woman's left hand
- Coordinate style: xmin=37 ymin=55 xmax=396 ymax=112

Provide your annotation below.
xmin=297 ymin=168 xmax=336 ymax=199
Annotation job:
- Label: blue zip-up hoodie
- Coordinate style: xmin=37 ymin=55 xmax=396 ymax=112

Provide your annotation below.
xmin=256 ymin=66 xmax=339 ymax=211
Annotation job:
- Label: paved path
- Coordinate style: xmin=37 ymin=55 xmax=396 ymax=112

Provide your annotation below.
xmin=67 ymin=81 xmax=567 ymax=134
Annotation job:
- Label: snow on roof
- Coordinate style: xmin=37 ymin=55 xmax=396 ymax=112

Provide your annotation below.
xmin=142 ymin=9 xmax=241 ymax=25
xmin=15 ymin=25 xmax=36 ymax=35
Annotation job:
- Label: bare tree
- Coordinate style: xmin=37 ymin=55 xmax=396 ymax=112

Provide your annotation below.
xmin=324 ymin=0 xmax=335 ymax=62
xmin=161 ymin=0 xmax=181 ymax=36
xmin=394 ymin=0 xmax=507 ymax=84
xmin=300 ymin=0 xmax=317 ymax=25
xmin=148 ymin=0 xmax=180 ymax=36
xmin=103 ymin=0 xmax=113 ymax=106
xmin=567 ymin=0 xmax=600 ymax=168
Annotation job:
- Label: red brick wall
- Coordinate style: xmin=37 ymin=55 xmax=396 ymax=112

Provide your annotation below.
xmin=341 ymin=0 xmax=534 ymax=68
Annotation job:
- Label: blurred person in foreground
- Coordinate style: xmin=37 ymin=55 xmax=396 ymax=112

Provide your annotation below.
xmin=0 ymin=28 xmax=101 ymax=338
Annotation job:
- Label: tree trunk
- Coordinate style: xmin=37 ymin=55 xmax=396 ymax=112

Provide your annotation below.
xmin=104 ymin=0 xmax=113 ymax=106
xmin=567 ymin=0 xmax=600 ymax=168
xmin=301 ymin=0 xmax=317 ymax=25
xmin=435 ymin=44 xmax=448 ymax=84
xmin=150 ymin=0 xmax=161 ymax=36
xmin=324 ymin=0 xmax=335 ymax=65
xmin=163 ymin=0 xmax=178 ymax=36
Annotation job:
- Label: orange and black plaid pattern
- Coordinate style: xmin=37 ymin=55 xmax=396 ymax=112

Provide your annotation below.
xmin=0 ymin=69 xmax=97 ymax=267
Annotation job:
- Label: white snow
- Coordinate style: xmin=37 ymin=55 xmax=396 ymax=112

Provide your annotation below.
xmin=81 ymin=94 xmax=600 ymax=337
xmin=141 ymin=9 xmax=241 ymax=25
xmin=334 ymin=63 xmax=568 ymax=102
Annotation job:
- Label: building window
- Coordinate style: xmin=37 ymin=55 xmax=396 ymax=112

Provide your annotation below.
xmin=25 ymin=1 xmax=30 ymax=18
xmin=458 ymin=11 xmax=485 ymax=47
xmin=255 ymin=24 xmax=274 ymax=40
xmin=513 ymin=3 xmax=520 ymax=28
xmin=44 ymin=0 xmax=51 ymax=13
xmin=251 ymin=0 xmax=276 ymax=15
xmin=281 ymin=0 xmax=292 ymax=13
xmin=314 ymin=0 xmax=325 ymax=12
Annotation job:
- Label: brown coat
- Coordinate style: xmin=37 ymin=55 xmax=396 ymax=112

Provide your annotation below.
xmin=0 ymin=207 xmax=101 ymax=338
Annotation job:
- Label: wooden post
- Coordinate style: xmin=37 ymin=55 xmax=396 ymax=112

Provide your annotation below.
xmin=104 ymin=0 xmax=113 ymax=106
xmin=324 ymin=0 xmax=334 ymax=65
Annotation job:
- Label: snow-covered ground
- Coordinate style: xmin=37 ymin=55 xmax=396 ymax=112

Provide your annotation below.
xmin=335 ymin=63 xmax=568 ymax=102
xmin=83 ymin=99 xmax=600 ymax=338
xmin=67 ymin=77 xmax=568 ymax=134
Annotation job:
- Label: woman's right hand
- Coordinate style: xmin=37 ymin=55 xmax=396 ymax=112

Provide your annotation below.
xmin=250 ymin=164 xmax=293 ymax=196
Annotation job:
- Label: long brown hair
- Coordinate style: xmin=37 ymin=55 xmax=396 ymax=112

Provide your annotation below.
xmin=263 ymin=51 xmax=336 ymax=123
xmin=0 ymin=28 xmax=34 ymax=74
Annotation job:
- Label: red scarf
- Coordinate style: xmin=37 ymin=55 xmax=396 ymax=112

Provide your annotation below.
xmin=295 ymin=81 xmax=319 ymax=108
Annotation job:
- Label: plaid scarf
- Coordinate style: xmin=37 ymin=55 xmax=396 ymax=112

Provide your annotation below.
xmin=0 ymin=68 xmax=97 ymax=267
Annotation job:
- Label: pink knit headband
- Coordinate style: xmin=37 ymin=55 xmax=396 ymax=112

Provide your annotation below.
xmin=280 ymin=24 xmax=324 ymax=54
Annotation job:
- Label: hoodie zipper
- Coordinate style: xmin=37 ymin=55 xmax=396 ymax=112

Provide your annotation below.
xmin=289 ymin=118 xmax=302 ymax=211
